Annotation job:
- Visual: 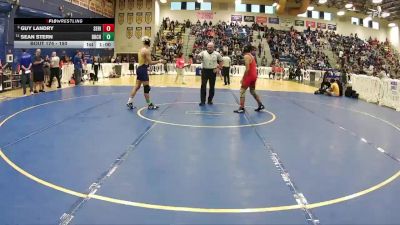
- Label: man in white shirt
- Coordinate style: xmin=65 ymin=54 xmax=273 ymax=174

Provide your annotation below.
xmin=47 ymin=52 xmax=61 ymax=88
xmin=221 ymin=52 xmax=231 ymax=85
xmin=339 ymin=50 xmax=344 ymax=58
xmin=198 ymin=42 xmax=223 ymax=106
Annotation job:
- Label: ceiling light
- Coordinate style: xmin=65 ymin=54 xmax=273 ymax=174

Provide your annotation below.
xmin=307 ymin=6 xmax=314 ymax=10
xmin=159 ymin=0 xmax=166 ymax=3
xmin=345 ymin=3 xmax=353 ymax=9
xmin=382 ymin=12 xmax=390 ymax=18
xmin=318 ymin=0 xmax=327 ymax=4
xmin=388 ymin=23 xmax=397 ymax=27
xmin=337 ymin=11 xmax=345 ymax=16
xmin=235 ymin=0 xmax=241 ymax=4
xmin=196 ymin=0 xmax=203 ymax=3
xmin=372 ymin=0 xmax=382 ymax=3
xmin=272 ymin=2 xmax=278 ymax=7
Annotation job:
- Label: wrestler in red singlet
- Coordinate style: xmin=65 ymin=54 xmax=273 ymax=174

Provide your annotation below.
xmin=234 ymin=45 xmax=265 ymax=113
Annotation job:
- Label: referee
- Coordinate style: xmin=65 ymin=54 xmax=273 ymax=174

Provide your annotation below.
xmin=198 ymin=42 xmax=223 ymax=106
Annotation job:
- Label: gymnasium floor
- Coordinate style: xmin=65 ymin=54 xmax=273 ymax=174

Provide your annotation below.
xmin=0 ymin=75 xmax=399 ymax=225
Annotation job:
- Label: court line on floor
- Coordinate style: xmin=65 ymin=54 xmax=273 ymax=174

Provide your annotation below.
xmin=262 ymin=94 xmax=400 ymax=164
xmin=0 ymin=98 xmax=115 ymax=150
xmin=290 ymin=100 xmax=400 ymax=164
xmin=59 ymin=119 xmax=157 ymax=225
xmin=59 ymin=96 xmax=178 ymax=225
xmin=0 ymin=91 xmax=399 ymax=214
xmin=137 ymin=102 xmax=276 ymax=128
xmin=228 ymin=90 xmax=320 ymax=225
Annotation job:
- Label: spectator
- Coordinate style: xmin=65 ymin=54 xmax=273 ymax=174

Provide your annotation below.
xmin=19 ymin=49 xmax=33 ymax=95
xmin=31 ymin=49 xmax=45 ymax=93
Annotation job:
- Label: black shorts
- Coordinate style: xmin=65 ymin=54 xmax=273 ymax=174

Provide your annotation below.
xmin=136 ymin=65 xmax=149 ymax=81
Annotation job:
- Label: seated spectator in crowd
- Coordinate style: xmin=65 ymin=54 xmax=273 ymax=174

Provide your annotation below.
xmin=326 ymin=79 xmax=341 ymax=97
xmin=315 ymin=77 xmax=331 ymax=95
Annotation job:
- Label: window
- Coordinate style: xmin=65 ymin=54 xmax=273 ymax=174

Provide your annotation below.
xmin=265 ymin=6 xmax=274 ymax=14
xmin=187 ymin=2 xmax=195 ymax=10
xmin=372 ymin=21 xmax=379 ymax=30
xmin=251 ymin=4 xmax=260 ymax=13
xmin=312 ymin=10 xmax=319 ymax=19
xmin=363 ymin=17 xmax=371 ymax=27
xmin=351 ymin=17 xmax=360 ymax=25
xmin=324 ymin=12 xmax=332 ymax=21
xmin=297 ymin=11 xmax=307 ymax=17
xmin=171 ymin=2 xmax=181 ymax=10
xmin=235 ymin=3 xmax=246 ymax=12
xmin=200 ymin=2 xmax=211 ymax=10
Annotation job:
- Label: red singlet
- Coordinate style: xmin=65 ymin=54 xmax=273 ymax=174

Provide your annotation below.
xmin=242 ymin=53 xmax=257 ymax=87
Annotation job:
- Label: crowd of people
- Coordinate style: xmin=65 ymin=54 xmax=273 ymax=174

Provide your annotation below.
xmin=190 ymin=20 xmax=253 ymax=65
xmin=328 ymin=33 xmax=400 ymax=79
xmin=265 ymin=26 xmax=331 ymax=71
xmin=153 ymin=17 xmax=186 ymax=64
xmin=0 ymin=49 xmax=108 ymax=96
xmin=2 ymin=18 xmax=400 ymax=99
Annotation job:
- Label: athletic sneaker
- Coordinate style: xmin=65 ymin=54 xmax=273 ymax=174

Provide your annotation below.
xmin=234 ymin=107 xmax=245 ymax=113
xmin=148 ymin=103 xmax=159 ymax=110
xmin=126 ymin=102 xmax=135 ymax=109
xmin=199 ymin=102 xmax=205 ymax=106
xmin=255 ymin=104 xmax=265 ymax=112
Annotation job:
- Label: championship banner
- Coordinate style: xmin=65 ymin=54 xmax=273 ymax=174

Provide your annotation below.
xmin=268 ymin=17 xmax=279 ymax=24
xmin=317 ymin=22 xmax=327 ymax=29
xmin=295 ymin=20 xmax=304 ymax=26
xmin=77 ymin=0 xmax=89 ymax=8
xmin=137 ymin=0 xmax=143 ymax=9
xmin=244 ymin=16 xmax=255 ymax=22
xmin=104 ymin=1 xmax=115 ymax=17
xmin=256 ymin=16 xmax=267 ymax=24
xmin=145 ymin=12 xmax=152 ymax=24
xmin=136 ymin=12 xmax=143 ymax=24
xmin=127 ymin=0 xmax=134 ymax=10
xmin=118 ymin=13 xmax=124 ymax=25
xmin=145 ymin=27 xmax=151 ymax=37
xmin=306 ymin=21 xmax=316 ymax=28
xmin=280 ymin=18 xmax=293 ymax=27
xmin=231 ymin=15 xmax=243 ymax=22
xmin=127 ymin=13 xmax=134 ymax=24
xmin=126 ymin=27 xmax=133 ymax=39
xmin=196 ymin=12 xmax=214 ymax=20
xmin=119 ymin=0 xmax=125 ymax=10
xmin=146 ymin=0 xmax=152 ymax=9
xmin=328 ymin=24 xmax=337 ymax=30
xmin=135 ymin=27 xmax=142 ymax=39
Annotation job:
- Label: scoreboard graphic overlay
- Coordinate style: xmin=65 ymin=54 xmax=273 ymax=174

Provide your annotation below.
xmin=14 ymin=18 xmax=115 ymax=49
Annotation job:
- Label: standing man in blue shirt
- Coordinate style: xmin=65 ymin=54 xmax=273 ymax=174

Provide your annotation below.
xmin=19 ymin=49 xmax=33 ymax=96
xmin=73 ymin=51 xmax=83 ymax=85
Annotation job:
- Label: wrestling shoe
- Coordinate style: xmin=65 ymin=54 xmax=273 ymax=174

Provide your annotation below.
xmin=148 ymin=103 xmax=159 ymax=110
xmin=234 ymin=107 xmax=245 ymax=113
xmin=255 ymin=104 xmax=265 ymax=112
xmin=126 ymin=102 xmax=135 ymax=109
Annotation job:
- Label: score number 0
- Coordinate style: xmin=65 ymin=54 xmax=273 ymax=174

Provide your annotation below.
xmin=103 ymin=24 xmax=114 ymax=32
